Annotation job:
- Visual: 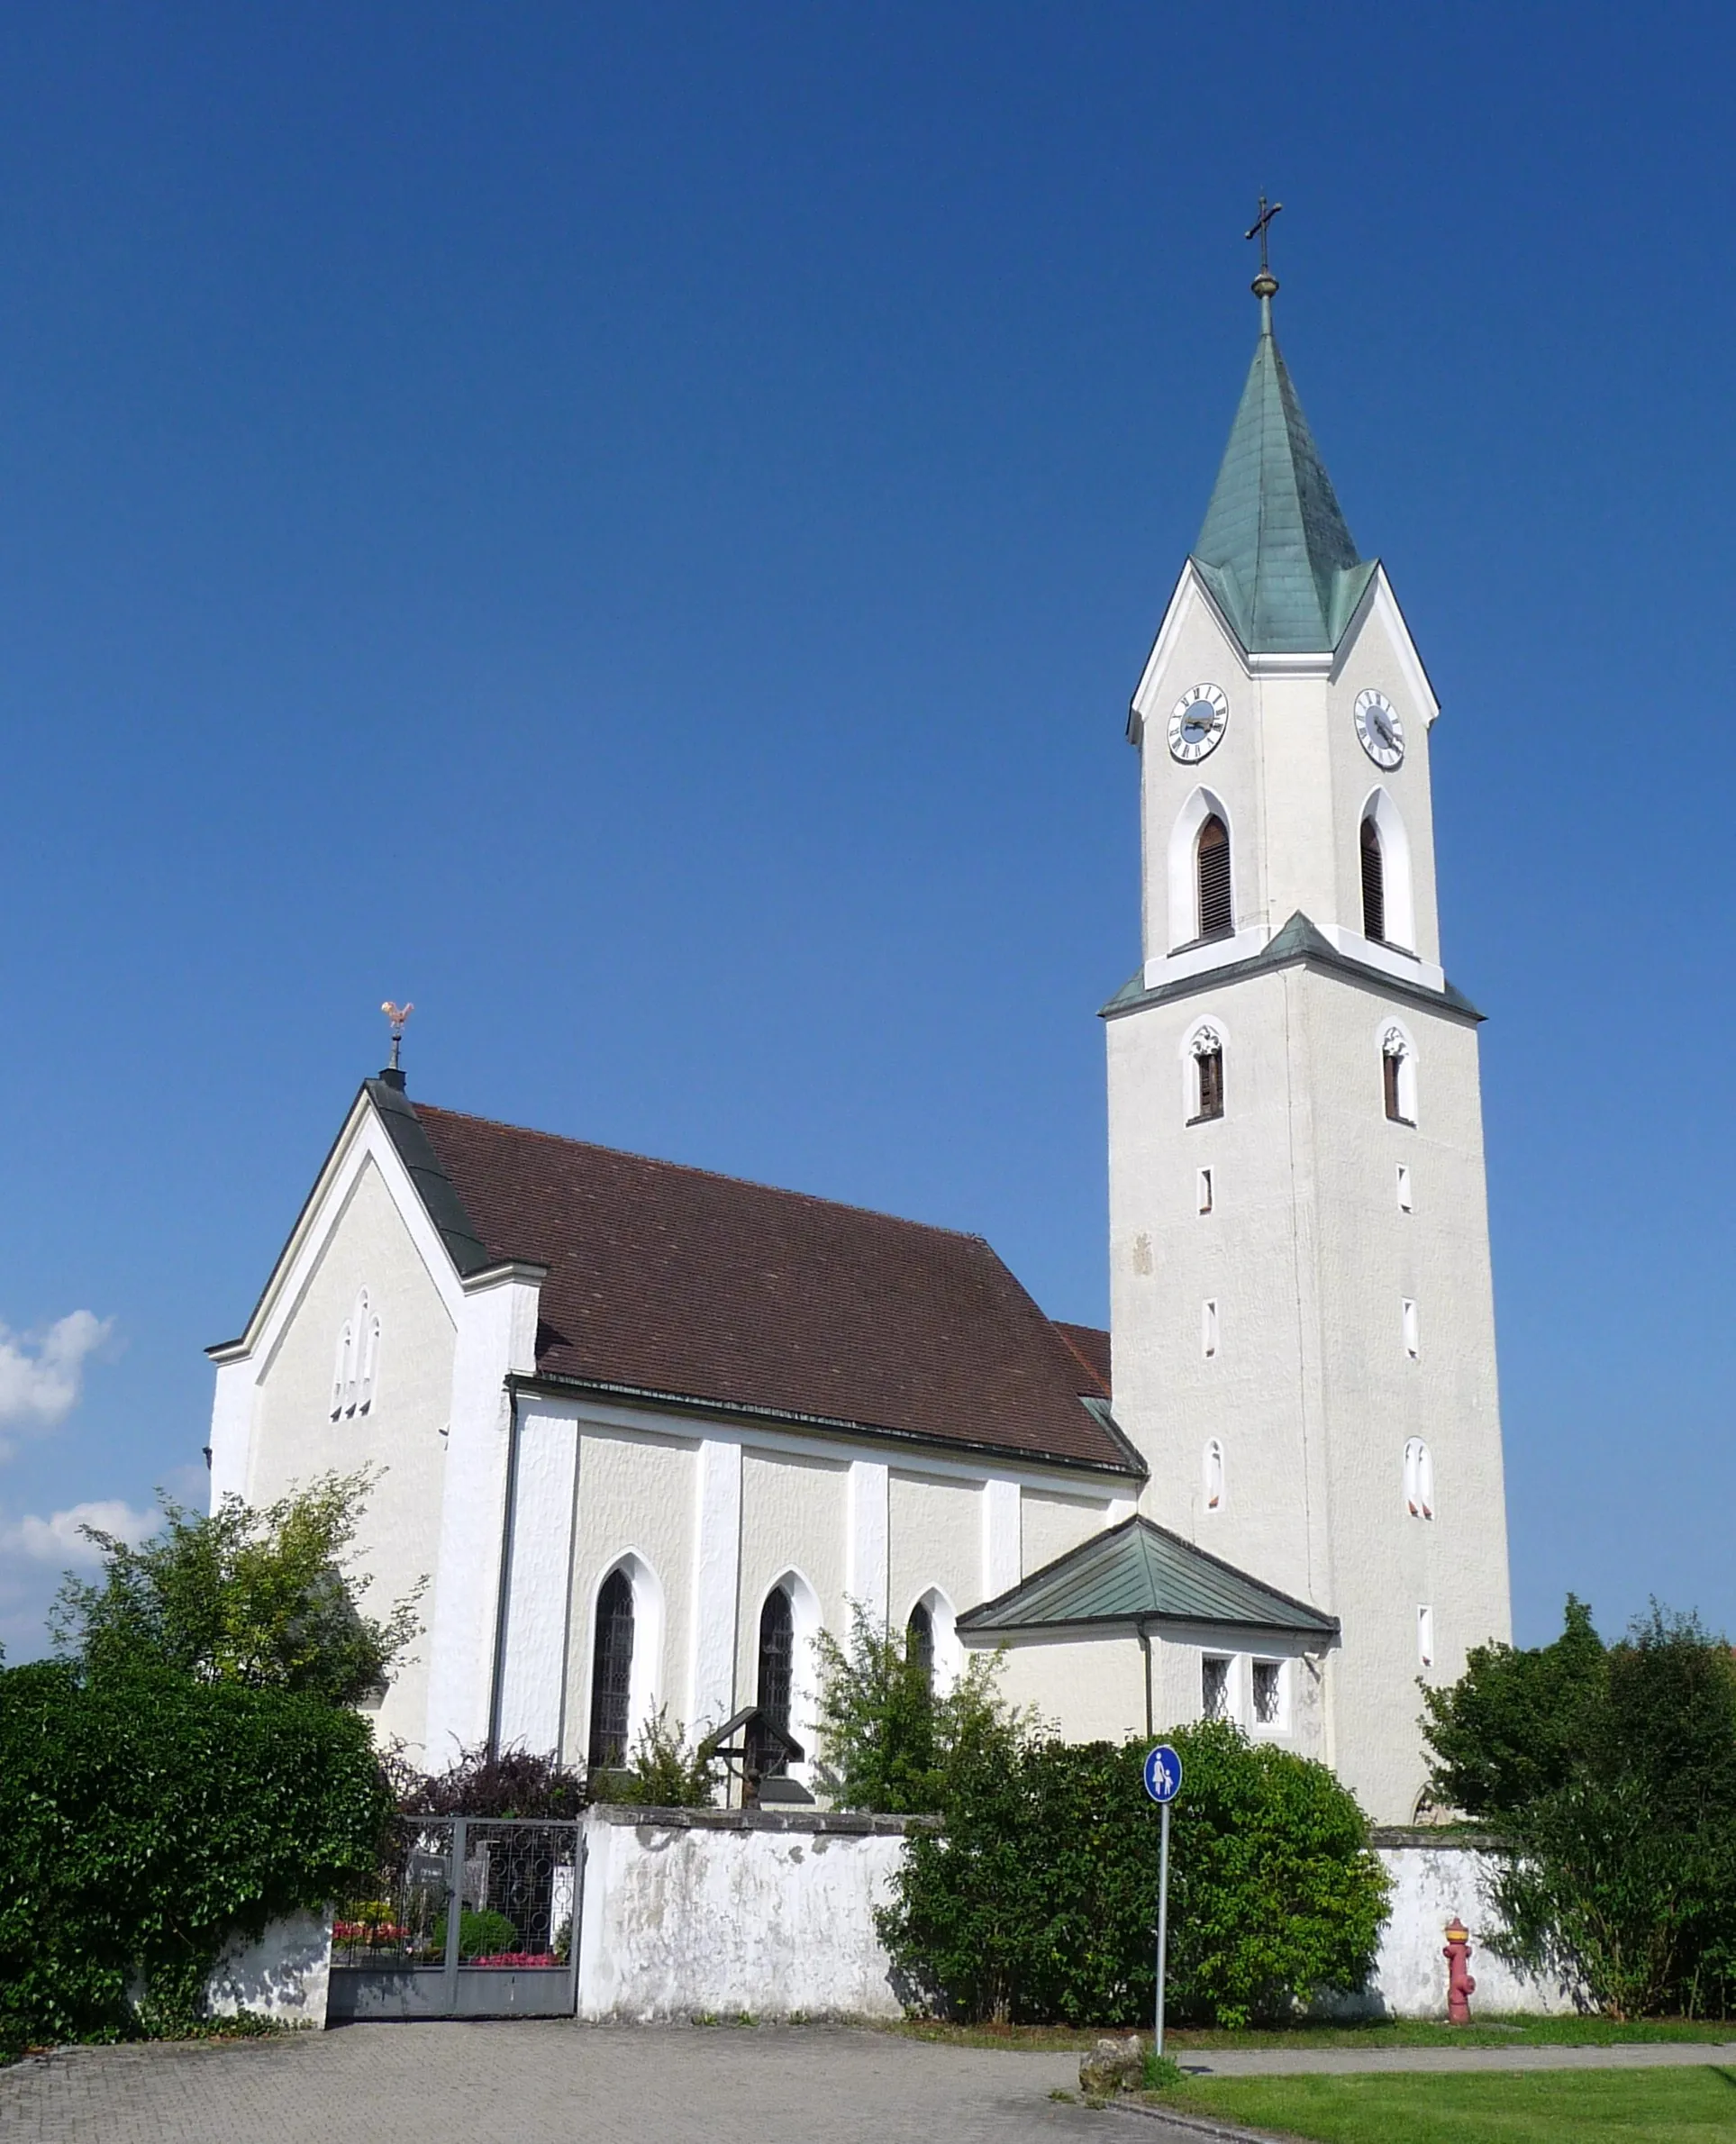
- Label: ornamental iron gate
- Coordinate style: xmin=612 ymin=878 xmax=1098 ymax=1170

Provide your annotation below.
xmin=328 ymin=1816 xmax=582 ymax=2021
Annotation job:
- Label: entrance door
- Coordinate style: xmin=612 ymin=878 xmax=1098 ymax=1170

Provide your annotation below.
xmin=328 ymin=1816 xmax=582 ymax=2021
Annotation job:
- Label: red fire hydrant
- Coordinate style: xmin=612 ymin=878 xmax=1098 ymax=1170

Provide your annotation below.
xmin=1443 ymin=1915 xmax=1476 ymax=2024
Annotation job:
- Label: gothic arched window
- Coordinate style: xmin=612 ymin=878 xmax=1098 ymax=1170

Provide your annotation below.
xmin=906 ymin=1601 xmax=935 ymax=1690
xmin=1189 ymin=1024 xmax=1224 ymax=1123
xmin=587 ymin=1567 xmax=636 ymax=1770
xmin=1196 ymin=814 xmax=1232 ymax=940
xmin=1404 ymin=1438 xmax=1435 ymax=1520
xmin=752 ymin=1585 xmax=795 ymax=1777
xmin=1360 ymin=816 xmax=1386 ymax=943
xmin=1383 ymin=1025 xmax=1417 ymax=1125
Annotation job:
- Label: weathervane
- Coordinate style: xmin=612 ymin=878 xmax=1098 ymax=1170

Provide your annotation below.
xmin=381 ymin=1001 xmax=414 ymax=1072
xmin=1245 ymin=194 xmax=1283 ymax=301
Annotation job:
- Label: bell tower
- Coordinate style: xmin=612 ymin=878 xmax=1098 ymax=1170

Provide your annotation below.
xmin=1103 ymin=228 xmax=1512 ymax=1822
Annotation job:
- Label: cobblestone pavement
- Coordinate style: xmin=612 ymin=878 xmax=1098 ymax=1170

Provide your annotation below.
xmin=0 ymin=2024 xmax=1213 ymax=2144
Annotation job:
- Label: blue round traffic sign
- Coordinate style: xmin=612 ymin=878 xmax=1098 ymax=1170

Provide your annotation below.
xmin=1142 ymin=1744 xmax=1183 ymax=1805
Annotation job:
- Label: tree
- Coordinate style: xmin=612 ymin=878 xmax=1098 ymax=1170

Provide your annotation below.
xmin=52 ymin=1471 xmax=422 ymax=1709
xmin=877 ymin=1722 xmax=1387 ymax=2026
xmin=812 ymin=1603 xmax=1028 ymax=1814
xmin=1422 ymin=1597 xmax=1736 ymax=2018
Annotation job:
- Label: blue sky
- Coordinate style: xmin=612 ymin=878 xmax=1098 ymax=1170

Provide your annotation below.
xmin=0 ymin=3 xmax=1730 ymax=1658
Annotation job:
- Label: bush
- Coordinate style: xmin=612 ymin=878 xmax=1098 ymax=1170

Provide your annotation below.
xmin=430 ymin=1908 xmax=518 ymax=1958
xmin=594 ymin=1708 xmax=720 ymax=1808
xmin=0 ymin=1658 xmax=394 ymax=2046
xmin=394 ymin=1743 xmax=587 ymax=1819
xmin=813 ymin=1603 xmax=1029 ymax=1814
xmin=878 ymin=1721 xmax=1387 ymax=2027
xmin=1423 ymin=1597 xmax=1736 ymax=2018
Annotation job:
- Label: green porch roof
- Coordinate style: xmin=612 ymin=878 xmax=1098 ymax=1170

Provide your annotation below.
xmin=958 ymin=1513 xmax=1339 ymax=1641
xmin=1192 ymin=297 xmax=1375 ymax=655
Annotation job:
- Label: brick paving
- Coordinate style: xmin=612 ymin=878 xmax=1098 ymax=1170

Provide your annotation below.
xmin=0 ymin=2023 xmax=1209 ymax=2144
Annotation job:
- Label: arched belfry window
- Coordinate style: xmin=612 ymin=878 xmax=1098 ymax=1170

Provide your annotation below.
xmin=587 ymin=1567 xmax=636 ymax=1770
xmin=1196 ymin=814 xmax=1232 ymax=940
xmin=906 ymin=1600 xmax=935 ymax=1690
xmin=1360 ymin=817 xmax=1386 ymax=943
xmin=1189 ymin=1024 xmax=1224 ymax=1123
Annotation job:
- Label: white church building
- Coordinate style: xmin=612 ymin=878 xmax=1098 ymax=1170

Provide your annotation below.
xmin=206 ymin=266 xmax=1511 ymax=1828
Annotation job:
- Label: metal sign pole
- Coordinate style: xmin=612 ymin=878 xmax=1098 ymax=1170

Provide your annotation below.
xmin=1154 ymin=1797 xmax=1171 ymax=2058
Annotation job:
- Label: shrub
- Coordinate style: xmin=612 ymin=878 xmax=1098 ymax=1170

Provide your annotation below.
xmin=51 ymin=1472 xmax=423 ymax=1709
xmin=0 ymin=1658 xmax=394 ymax=2046
xmin=395 ymin=1743 xmax=586 ymax=1819
xmin=430 ymin=1908 xmax=518 ymax=1958
xmin=595 ymin=1707 xmax=720 ymax=1808
xmin=878 ymin=1721 xmax=1387 ymax=2027
xmin=813 ymin=1603 xmax=1029 ymax=1814
xmin=1423 ymin=1597 xmax=1736 ymax=2018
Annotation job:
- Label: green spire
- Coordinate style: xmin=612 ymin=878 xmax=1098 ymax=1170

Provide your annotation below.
xmin=1191 ymin=296 xmax=1376 ymax=654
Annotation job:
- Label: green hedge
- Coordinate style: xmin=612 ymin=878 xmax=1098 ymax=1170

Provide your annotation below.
xmin=877 ymin=1721 xmax=1388 ymax=2027
xmin=0 ymin=1660 xmax=394 ymax=2048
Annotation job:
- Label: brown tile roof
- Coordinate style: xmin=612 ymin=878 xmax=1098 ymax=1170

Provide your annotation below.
xmin=400 ymin=1095 xmax=1139 ymax=1476
xmin=1053 ymin=1321 xmax=1111 ymax=1394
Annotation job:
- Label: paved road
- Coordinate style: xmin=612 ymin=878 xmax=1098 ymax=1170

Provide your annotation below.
xmin=0 ymin=2024 xmax=1204 ymax=2144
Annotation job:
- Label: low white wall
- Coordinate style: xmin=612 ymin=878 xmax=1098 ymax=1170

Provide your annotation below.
xmin=204 ymin=1908 xmax=333 ymax=2027
xmin=577 ymin=1807 xmax=923 ymax=2022
xmin=1355 ymin=1834 xmax=1577 ymax=2019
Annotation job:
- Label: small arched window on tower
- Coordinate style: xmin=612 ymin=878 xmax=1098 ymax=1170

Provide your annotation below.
xmin=587 ymin=1567 xmax=636 ymax=1771
xmin=752 ymin=1585 xmax=796 ymax=1777
xmin=1360 ymin=816 xmax=1386 ymax=943
xmin=1189 ymin=1024 xmax=1225 ymax=1124
xmin=1203 ymin=1438 xmax=1225 ymax=1513
xmin=1196 ymin=814 xmax=1233 ymax=940
xmin=1404 ymin=1437 xmax=1435 ymax=1521
xmin=906 ymin=1600 xmax=935 ymax=1691
xmin=1383 ymin=1026 xmax=1417 ymax=1125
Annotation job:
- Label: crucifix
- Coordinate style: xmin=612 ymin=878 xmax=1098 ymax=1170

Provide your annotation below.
xmin=1244 ymin=194 xmax=1282 ymax=299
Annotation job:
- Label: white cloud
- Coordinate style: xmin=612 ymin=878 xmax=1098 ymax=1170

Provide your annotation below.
xmin=0 ymin=1497 xmax=157 ymax=1567
xmin=0 ymin=1311 xmax=114 ymax=1458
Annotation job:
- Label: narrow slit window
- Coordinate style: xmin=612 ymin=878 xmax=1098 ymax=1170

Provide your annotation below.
xmin=1202 ymin=1299 xmax=1220 ymax=1359
xmin=1403 ymin=1298 xmax=1419 ymax=1359
xmin=1203 ymin=1437 xmax=1225 ymax=1512
xmin=1198 ymin=1167 xmax=1213 ymax=1215
xmin=1201 ymin=1655 xmax=1231 ymax=1721
xmin=1383 ymin=1028 xmax=1416 ymax=1124
xmin=1190 ymin=1028 xmax=1225 ymax=1122
xmin=1252 ymin=1659 xmax=1283 ymax=1728
xmin=1196 ymin=814 xmax=1232 ymax=939
xmin=1404 ymin=1437 xmax=1435 ymax=1520
xmin=1360 ymin=817 xmax=1386 ymax=942
xmin=1417 ymin=1604 xmax=1435 ymax=1670
xmin=1396 ymin=1163 xmax=1413 ymax=1213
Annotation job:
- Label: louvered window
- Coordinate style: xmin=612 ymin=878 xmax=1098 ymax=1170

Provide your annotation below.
xmin=751 ymin=1587 xmax=795 ymax=1776
xmin=1195 ymin=1048 xmax=1224 ymax=1122
xmin=907 ymin=1602 xmax=935 ymax=1691
xmin=1196 ymin=815 xmax=1232 ymax=939
xmin=1360 ymin=818 xmax=1386 ymax=942
xmin=587 ymin=1568 xmax=635 ymax=1770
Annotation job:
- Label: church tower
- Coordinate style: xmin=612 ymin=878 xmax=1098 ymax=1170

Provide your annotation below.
xmin=1103 ymin=245 xmax=1512 ymax=1822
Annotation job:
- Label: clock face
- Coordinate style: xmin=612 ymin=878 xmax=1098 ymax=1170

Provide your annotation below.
xmin=1168 ymin=683 xmax=1229 ymax=764
xmin=1354 ymin=687 xmax=1405 ymax=768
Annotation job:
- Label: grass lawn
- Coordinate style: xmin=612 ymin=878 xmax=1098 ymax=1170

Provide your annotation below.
xmin=887 ymin=2015 xmax=1736 ymax=2054
xmin=1162 ymin=2067 xmax=1736 ymax=2141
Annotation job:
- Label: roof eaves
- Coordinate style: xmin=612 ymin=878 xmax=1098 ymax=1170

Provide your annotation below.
xmin=364 ymin=1077 xmax=495 ymax=1277
xmin=506 ymin=1370 xmax=1147 ymax=1481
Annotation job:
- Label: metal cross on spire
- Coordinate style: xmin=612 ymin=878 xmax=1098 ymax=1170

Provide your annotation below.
xmin=381 ymin=1000 xmax=414 ymax=1072
xmin=1244 ymin=194 xmax=1283 ymax=301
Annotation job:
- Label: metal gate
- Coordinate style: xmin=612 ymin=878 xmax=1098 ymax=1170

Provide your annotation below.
xmin=328 ymin=1816 xmax=582 ymax=2021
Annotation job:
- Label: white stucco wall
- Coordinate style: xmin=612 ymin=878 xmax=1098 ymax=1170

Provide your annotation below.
xmin=576 ymin=1809 xmax=917 ymax=2021
xmin=1355 ymin=1840 xmax=1578 ymax=2019
xmin=887 ymin=1470 xmax=980 ymax=1631
xmin=248 ymin=1156 xmax=456 ymax=1755
xmin=1021 ymin=1485 xmax=1115 ymax=1576
xmin=204 ymin=1909 xmax=333 ymax=2028
xmin=988 ymin=1631 xmax=1147 ymax=1742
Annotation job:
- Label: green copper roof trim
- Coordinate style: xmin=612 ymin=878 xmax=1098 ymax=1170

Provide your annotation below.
xmin=1098 ymin=912 xmax=1484 ymax=1025
xmin=959 ymin=1513 xmax=1339 ymax=1640
xmin=1192 ymin=299 xmax=1376 ymax=655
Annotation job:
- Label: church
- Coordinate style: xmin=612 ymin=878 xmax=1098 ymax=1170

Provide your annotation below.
xmin=205 ymin=254 xmax=1511 ymax=1829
